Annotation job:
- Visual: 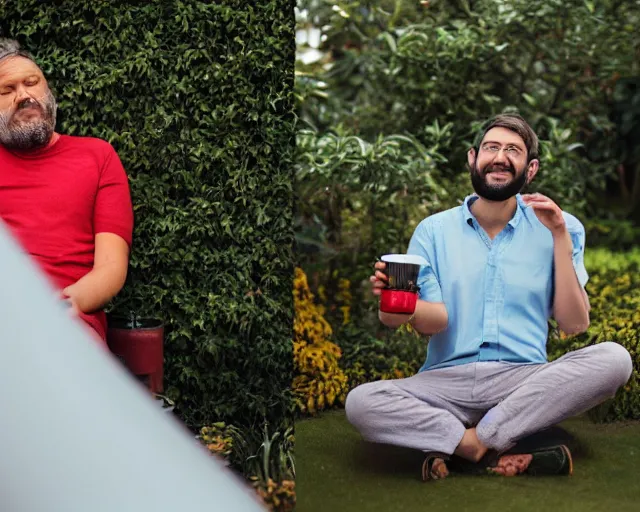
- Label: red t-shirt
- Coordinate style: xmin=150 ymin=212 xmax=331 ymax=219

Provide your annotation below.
xmin=0 ymin=134 xmax=134 ymax=342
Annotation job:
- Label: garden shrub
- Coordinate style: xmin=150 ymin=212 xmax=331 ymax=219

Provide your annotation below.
xmin=248 ymin=426 xmax=296 ymax=512
xmin=335 ymin=323 xmax=424 ymax=391
xmin=584 ymin=220 xmax=640 ymax=251
xmin=197 ymin=422 xmax=296 ymax=511
xmin=198 ymin=422 xmax=249 ymax=467
xmin=293 ymin=268 xmax=348 ymax=415
xmin=313 ymin=271 xmax=425 ymax=390
xmin=292 ymin=268 xmax=423 ymax=411
xmin=0 ymin=1 xmax=296 ymax=432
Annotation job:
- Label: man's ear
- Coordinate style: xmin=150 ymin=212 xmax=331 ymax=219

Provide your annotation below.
xmin=467 ymin=147 xmax=477 ymax=169
xmin=526 ymin=159 xmax=540 ymax=183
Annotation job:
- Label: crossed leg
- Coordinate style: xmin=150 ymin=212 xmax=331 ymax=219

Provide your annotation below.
xmin=346 ymin=342 xmax=632 ymax=479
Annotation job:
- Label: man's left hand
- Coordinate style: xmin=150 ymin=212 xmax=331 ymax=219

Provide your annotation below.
xmin=521 ymin=193 xmax=566 ymax=236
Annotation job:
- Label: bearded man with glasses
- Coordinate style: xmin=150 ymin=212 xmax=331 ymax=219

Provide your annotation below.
xmin=347 ymin=113 xmax=633 ymax=480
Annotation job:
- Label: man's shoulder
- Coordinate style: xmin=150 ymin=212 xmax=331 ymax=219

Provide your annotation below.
xmin=62 ymin=134 xmax=116 ymax=154
xmin=58 ymin=135 xmax=123 ymax=173
xmin=560 ymin=210 xmax=585 ymax=235
xmin=417 ymin=204 xmax=464 ymax=231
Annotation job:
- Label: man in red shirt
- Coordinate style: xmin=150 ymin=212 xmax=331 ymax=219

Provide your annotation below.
xmin=0 ymin=38 xmax=134 ymax=345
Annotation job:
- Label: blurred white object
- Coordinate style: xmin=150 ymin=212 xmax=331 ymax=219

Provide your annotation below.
xmin=381 ymin=254 xmax=428 ymax=266
xmin=0 ymin=221 xmax=265 ymax=512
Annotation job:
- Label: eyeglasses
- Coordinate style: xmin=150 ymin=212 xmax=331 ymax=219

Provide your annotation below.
xmin=480 ymin=142 xmax=523 ymax=156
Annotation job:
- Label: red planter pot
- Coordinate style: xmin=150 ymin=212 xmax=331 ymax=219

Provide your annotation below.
xmin=107 ymin=317 xmax=164 ymax=394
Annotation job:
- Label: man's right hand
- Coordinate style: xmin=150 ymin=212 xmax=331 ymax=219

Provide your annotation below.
xmin=371 ymin=258 xmax=448 ymax=335
xmin=370 ymin=261 xmax=389 ymax=296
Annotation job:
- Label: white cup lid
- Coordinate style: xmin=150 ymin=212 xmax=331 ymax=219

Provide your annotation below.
xmin=381 ymin=254 xmax=428 ymax=265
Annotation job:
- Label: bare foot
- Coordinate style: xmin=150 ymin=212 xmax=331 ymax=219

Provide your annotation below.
xmin=488 ymin=454 xmax=533 ymax=476
xmin=430 ymin=458 xmax=449 ymax=480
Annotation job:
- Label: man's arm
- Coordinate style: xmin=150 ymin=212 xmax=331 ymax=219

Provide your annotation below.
xmin=552 ymin=228 xmax=590 ymax=334
xmin=62 ymin=233 xmax=130 ymax=314
xmin=522 ymin=194 xmax=590 ymax=335
xmin=372 ymin=218 xmax=448 ymax=335
xmin=378 ymin=299 xmax=448 ymax=335
xmin=62 ymin=142 xmax=134 ymax=314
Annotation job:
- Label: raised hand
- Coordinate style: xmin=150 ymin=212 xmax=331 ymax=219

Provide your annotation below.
xmin=521 ymin=193 xmax=566 ymax=235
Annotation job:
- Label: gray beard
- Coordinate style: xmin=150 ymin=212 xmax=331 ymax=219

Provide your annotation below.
xmin=0 ymin=91 xmax=57 ymax=150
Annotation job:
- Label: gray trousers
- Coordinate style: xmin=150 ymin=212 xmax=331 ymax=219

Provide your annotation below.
xmin=345 ymin=342 xmax=633 ymax=454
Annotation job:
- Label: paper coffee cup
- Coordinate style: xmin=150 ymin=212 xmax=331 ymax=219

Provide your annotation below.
xmin=379 ymin=254 xmax=428 ymax=315
xmin=380 ymin=254 xmax=427 ymax=290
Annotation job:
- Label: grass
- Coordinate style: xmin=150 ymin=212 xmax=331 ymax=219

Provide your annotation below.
xmin=295 ymin=409 xmax=640 ymax=512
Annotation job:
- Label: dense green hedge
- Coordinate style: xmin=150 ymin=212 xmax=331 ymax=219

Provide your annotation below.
xmin=1 ymin=1 xmax=296 ymax=430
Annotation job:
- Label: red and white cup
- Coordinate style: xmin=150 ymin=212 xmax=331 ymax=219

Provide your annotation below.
xmin=379 ymin=254 xmax=427 ymax=315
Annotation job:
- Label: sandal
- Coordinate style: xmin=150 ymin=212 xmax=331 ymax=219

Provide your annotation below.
xmin=521 ymin=444 xmax=573 ymax=476
xmin=421 ymin=452 xmax=450 ymax=482
xmin=447 ymin=445 xmax=573 ymax=477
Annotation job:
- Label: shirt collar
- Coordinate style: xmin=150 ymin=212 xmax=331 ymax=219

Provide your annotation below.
xmin=463 ymin=193 xmax=526 ymax=228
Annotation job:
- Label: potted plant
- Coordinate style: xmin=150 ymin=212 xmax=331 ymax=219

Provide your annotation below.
xmin=106 ymin=313 xmax=165 ymax=396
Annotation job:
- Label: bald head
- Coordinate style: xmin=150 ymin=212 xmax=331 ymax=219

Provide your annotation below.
xmin=0 ymin=39 xmax=57 ymax=151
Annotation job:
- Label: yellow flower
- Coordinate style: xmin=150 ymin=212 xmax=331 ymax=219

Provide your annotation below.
xmin=293 ymin=268 xmax=349 ymax=416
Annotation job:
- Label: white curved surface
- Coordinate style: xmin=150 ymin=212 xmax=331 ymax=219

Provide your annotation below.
xmin=0 ymin=221 xmax=266 ymax=512
xmin=381 ymin=253 xmax=427 ymax=265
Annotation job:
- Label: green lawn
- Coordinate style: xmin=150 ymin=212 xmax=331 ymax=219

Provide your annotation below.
xmin=295 ymin=410 xmax=640 ymax=512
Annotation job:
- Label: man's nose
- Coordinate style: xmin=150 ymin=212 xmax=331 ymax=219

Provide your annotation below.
xmin=492 ymin=148 xmax=508 ymax=164
xmin=13 ymin=86 xmax=33 ymax=105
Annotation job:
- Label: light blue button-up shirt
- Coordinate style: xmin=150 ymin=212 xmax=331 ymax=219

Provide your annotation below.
xmin=407 ymin=194 xmax=589 ymax=372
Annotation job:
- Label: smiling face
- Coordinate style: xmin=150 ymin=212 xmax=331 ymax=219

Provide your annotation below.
xmin=0 ymin=55 xmax=57 ymax=150
xmin=468 ymin=126 xmax=539 ymax=202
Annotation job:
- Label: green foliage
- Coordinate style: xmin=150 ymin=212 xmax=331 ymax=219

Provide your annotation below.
xmin=295 ymin=1 xmax=640 ymax=356
xmin=0 ymin=1 xmax=296 ymax=431
xmin=584 ymin=219 xmax=640 ymax=251
xmin=247 ymin=425 xmax=296 ymax=512
xmin=610 ymin=77 xmax=640 ymax=222
xmin=584 ymin=247 xmax=640 ymax=271
xmin=247 ymin=425 xmax=296 ymax=484
xmin=548 ymin=251 xmax=640 ymax=422
xmin=336 ymin=323 xmax=424 ymax=391
xmin=198 ymin=421 xmax=250 ymax=466
xmin=299 ymin=0 xmax=639 ymax=153
xmin=295 ymin=124 xmax=462 ymax=284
